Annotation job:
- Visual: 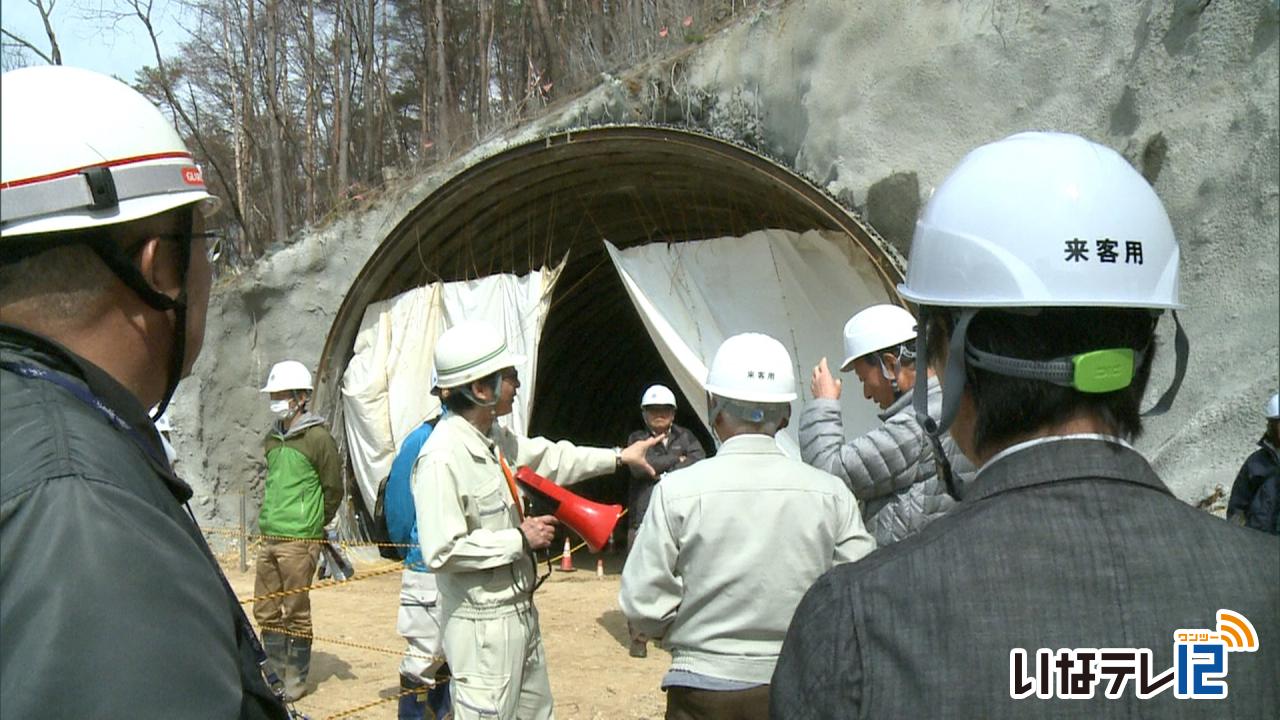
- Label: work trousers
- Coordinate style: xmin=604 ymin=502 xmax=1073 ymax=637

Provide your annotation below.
xmin=665 ymin=685 xmax=770 ymax=720
xmin=253 ymin=538 xmax=320 ymax=636
xmin=398 ymin=570 xmax=447 ymax=683
xmin=444 ymin=604 xmax=553 ymax=720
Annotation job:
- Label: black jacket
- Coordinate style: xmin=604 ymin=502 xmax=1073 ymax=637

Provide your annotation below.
xmin=625 ymin=423 xmax=706 ymax=529
xmin=1229 ymin=437 xmax=1280 ymax=534
xmin=0 ymin=324 xmax=288 ymax=719
xmin=1247 ymin=474 xmax=1280 ymax=535
xmin=772 ymin=437 xmax=1279 ymax=719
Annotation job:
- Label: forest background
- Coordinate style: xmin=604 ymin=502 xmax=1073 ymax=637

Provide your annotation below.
xmin=3 ymin=0 xmax=769 ymax=270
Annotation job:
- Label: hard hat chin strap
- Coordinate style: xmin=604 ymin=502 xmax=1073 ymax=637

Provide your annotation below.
xmin=1140 ymin=310 xmax=1188 ymax=418
xmin=82 ymin=232 xmax=190 ymax=422
xmin=913 ymin=307 xmax=974 ymax=502
xmin=878 ymin=343 xmax=917 ymax=400
xmin=458 ymin=372 xmax=503 ymax=408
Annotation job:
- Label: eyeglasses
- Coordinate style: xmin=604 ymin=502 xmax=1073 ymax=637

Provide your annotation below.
xmin=158 ymin=231 xmax=225 ymax=263
xmin=127 ymin=231 xmax=225 ymax=258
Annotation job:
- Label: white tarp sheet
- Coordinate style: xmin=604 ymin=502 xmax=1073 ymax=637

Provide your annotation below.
xmin=605 ymin=230 xmax=897 ymax=451
xmin=341 ymin=261 xmax=565 ymax=510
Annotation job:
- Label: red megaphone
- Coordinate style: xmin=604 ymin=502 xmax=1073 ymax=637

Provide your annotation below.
xmin=514 ymin=466 xmax=623 ymax=552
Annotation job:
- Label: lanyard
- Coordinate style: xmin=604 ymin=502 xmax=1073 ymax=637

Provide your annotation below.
xmin=1 ymin=360 xmax=172 ymax=470
xmin=496 ymin=449 xmax=525 ymax=521
xmin=495 ymin=449 xmax=552 ymax=597
xmin=1 ymin=360 xmax=292 ymax=710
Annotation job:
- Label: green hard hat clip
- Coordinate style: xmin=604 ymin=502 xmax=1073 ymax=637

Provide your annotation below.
xmin=1071 ymin=349 xmax=1135 ymax=394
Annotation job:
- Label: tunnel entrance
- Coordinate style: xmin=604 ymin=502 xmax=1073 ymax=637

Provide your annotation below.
xmin=528 ymin=253 xmax=712 ymax=451
xmin=529 ymin=257 xmax=715 ymax=517
xmin=315 ymin=125 xmax=904 ymax=518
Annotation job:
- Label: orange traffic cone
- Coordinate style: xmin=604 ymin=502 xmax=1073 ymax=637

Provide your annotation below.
xmin=596 ymin=558 xmax=605 ymax=578
xmin=559 ymin=537 xmax=576 ymax=572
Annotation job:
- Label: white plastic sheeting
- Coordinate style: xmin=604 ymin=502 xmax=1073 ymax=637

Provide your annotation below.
xmin=341 ymin=261 xmax=565 ymax=510
xmin=604 ymin=230 xmax=897 ymax=451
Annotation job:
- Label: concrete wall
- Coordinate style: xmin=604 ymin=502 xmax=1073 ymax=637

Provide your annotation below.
xmin=172 ymin=0 xmax=1279 ymax=527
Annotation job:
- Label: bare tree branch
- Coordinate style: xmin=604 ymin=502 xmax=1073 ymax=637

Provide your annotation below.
xmin=121 ymin=0 xmax=251 ymax=242
xmin=31 ymin=0 xmax=62 ymax=63
xmin=0 ymin=29 xmax=55 ymax=65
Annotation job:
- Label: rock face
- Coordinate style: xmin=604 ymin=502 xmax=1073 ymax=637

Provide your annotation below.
xmin=172 ymin=0 xmax=1278 ymax=528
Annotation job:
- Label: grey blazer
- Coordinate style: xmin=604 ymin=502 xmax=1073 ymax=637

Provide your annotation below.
xmin=772 ymin=437 xmax=1279 ymax=719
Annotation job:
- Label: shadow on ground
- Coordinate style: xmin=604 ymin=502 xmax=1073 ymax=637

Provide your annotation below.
xmin=596 ymin=608 xmax=631 ymax=649
xmin=309 ymin=650 xmax=356 ymax=685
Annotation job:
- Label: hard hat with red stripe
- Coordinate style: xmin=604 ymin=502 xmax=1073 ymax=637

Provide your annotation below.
xmin=1 ymin=65 xmax=218 ymax=239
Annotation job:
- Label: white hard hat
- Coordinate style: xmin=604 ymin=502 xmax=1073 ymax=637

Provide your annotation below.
xmin=841 ymin=304 xmax=918 ymax=371
xmin=261 ymin=361 xmax=314 ymax=393
xmin=1266 ymin=393 xmax=1280 ymax=420
xmin=1 ymin=65 xmax=218 ymax=238
xmin=641 ymin=384 xmax=677 ymax=408
xmin=899 ymin=131 xmax=1181 ymax=310
xmin=704 ymin=333 xmax=798 ymax=403
xmin=433 ymin=321 xmax=525 ymax=390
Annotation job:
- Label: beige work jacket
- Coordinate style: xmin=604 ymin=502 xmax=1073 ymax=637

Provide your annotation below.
xmin=619 ymin=434 xmax=875 ymax=684
xmin=414 ymin=414 xmax=616 ymax=619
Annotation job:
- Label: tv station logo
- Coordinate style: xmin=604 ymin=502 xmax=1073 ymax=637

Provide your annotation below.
xmin=1010 ymin=609 xmax=1259 ymax=700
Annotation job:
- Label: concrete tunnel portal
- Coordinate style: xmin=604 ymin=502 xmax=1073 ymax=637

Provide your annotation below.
xmin=313 ymin=125 xmax=904 ymax=515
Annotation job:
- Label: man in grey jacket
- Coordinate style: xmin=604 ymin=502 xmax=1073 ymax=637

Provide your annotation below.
xmin=801 ymin=303 xmax=973 ymax=545
xmin=621 ymin=333 xmax=874 ymax=720
xmin=0 ymin=67 xmax=287 ymax=718
xmin=773 ymin=132 xmax=1278 ymax=718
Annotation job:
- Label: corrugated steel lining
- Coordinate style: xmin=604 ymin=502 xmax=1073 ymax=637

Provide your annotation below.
xmin=317 ymin=125 xmax=903 ymax=451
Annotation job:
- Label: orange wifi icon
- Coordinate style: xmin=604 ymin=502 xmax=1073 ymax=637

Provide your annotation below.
xmin=1216 ymin=610 xmax=1259 ymax=652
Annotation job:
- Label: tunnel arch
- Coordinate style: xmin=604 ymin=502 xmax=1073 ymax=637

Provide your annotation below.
xmin=315 ymin=125 xmax=904 ymax=469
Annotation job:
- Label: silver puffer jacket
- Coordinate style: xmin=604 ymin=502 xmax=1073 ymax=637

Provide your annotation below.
xmin=799 ymin=376 xmax=974 ymax=546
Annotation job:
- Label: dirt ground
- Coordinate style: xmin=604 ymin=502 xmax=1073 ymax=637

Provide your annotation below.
xmin=228 ymin=551 xmax=667 ymax=720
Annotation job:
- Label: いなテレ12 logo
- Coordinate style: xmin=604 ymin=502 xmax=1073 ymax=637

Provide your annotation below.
xmin=1010 ymin=609 xmax=1259 ymax=700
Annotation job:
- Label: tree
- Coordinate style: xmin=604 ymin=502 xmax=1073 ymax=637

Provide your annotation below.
xmin=1 ymin=0 xmax=63 ymax=66
xmin=529 ymin=0 xmax=557 ymax=99
xmin=78 ymin=0 xmax=769 ymax=273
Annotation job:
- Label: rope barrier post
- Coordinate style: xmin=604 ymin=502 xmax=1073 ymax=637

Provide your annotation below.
xmin=238 ymin=492 xmax=248 ymax=573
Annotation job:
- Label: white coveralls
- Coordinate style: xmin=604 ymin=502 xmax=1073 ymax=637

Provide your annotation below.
xmin=415 ymin=414 xmax=616 ymax=720
xmin=397 ymin=569 xmax=445 ymax=683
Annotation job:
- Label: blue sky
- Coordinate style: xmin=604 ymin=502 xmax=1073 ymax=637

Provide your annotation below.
xmin=1 ymin=0 xmax=187 ymax=82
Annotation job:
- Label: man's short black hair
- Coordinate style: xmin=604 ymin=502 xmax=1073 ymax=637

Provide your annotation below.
xmin=0 ymin=232 xmax=118 ymax=318
xmin=927 ymin=307 xmax=1159 ymax=455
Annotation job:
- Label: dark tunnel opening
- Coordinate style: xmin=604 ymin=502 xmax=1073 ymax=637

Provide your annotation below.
xmin=527 ymin=256 xmax=716 ymax=524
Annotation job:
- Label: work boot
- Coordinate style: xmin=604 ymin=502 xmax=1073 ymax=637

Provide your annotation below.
xmin=629 ymin=635 xmax=648 ymax=658
xmin=261 ymin=631 xmax=289 ymax=688
xmin=284 ymin=636 xmax=313 ymax=701
xmin=398 ymin=675 xmax=428 ymax=720
xmin=628 ymin=621 xmax=648 ymax=658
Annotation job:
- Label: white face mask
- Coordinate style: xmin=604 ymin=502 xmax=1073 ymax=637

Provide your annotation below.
xmin=269 ymin=399 xmax=293 ymax=417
